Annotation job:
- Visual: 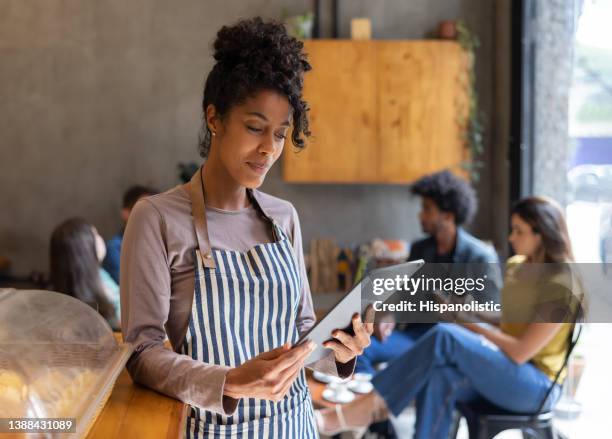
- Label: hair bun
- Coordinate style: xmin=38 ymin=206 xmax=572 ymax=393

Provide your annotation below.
xmin=212 ymin=17 xmax=303 ymax=71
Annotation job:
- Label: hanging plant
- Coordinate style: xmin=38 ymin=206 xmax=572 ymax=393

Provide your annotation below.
xmin=456 ymin=20 xmax=485 ymax=181
xmin=282 ymin=10 xmax=314 ymax=40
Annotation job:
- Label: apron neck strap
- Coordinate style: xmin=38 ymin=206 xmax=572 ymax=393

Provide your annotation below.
xmin=247 ymin=189 xmax=280 ymax=241
xmin=189 ymin=166 xmax=216 ymax=269
xmin=189 ymin=167 xmax=280 ymax=269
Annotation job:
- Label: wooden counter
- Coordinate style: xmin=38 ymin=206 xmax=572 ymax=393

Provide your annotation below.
xmin=88 ymin=370 xmax=335 ymax=438
xmin=86 ymin=335 xmax=187 ymax=438
xmin=88 ymin=336 xmax=349 ymax=437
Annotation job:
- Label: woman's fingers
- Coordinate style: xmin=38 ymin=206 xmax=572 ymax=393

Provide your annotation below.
xmin=272 ymin=341 xmax=314 ymax=372
xmin=352 ymin=313 xmax=371 ymax=341
xmin=323 ymin=339 xmax=354 ymax=363
xmin=330 ymin=327 xmax=359 ymax=352
xmin=323 ymin=310 xmax=375 ymax=363
xmin=363 ymin=305 xmax=376 ymax=335
xmin=262 ymin=345 xmax=312 ymax=401
xmin=257 ymin=342 xmax=291 ymax=360
xmin=332 ymin=315 xmax=370 ymax=353
xmin=354 ymin=308 xmax=375 ymax=337
xmin=277 ymin=365 xmax=302 ymax=399
xmin=266 ymin=366 xmax=299 ymax=400
xmin=280 ymin=341 xmax=313 ymax=362
xmin=265 ymin=361 xmax=303 ymax=401
xmin=353 ymin=311 xmax=374 ymax=349
xmin=230 ymin=342 xmax=314 ymax=401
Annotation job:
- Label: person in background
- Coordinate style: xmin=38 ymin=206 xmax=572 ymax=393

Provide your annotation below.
xmin=356 ymin=170 xmax=501 ymax=375
xmin=408 ymin=170 xmax=498 ymax=263
xmin=50 ymin=217 xmax=120 ymax=330
xmin=317 ymin=197 xmax=581 ymax=439
xmin=102 ymin=185 xmax=157 ymax=284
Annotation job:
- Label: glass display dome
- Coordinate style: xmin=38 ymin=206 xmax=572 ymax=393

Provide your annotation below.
xmin=0 ymin=289 xmax=131 ymax=438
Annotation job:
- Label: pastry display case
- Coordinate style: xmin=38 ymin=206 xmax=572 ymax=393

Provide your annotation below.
xmin=0 ymin=289 xmax=132 ymax=438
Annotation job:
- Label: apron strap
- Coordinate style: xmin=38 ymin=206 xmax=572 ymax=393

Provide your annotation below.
xmin=189 ymin=167 xmax=216 ymax=269
xmin=189 ymin=167 xmax=282 ymax=269
xmin=247 ymin=189 xmax=280 ymax=242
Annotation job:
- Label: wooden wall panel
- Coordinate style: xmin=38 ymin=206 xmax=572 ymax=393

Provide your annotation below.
xmin=377 ymin=41 xmax=469 ymax=183
xmin=282 ymin=40 xmax=469 ymax=183
xmin=283 ymin=40 xmax=378 ymax=183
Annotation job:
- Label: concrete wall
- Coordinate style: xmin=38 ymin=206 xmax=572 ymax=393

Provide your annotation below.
xmin=533 ymin=0 xmax=578 ymax=205
xmin=0 ymin=0 xmax=501 ymax=275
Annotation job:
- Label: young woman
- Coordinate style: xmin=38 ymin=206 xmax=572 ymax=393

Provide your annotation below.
xmin=50 ymin=217 xmax=120 ymax=330
xmin=317 ymin=196 xmax=581 ymax=439
xmin=121 ymin=18 xmax=372 ymax=438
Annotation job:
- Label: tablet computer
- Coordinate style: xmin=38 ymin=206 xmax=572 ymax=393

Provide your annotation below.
xmin=299 ymin=259 xmax=425 ymax=365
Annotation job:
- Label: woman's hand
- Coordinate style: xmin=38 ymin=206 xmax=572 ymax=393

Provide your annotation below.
xmin=323 ymin=307 xmax=375 ymax=363
xmin=223 ymin=341 xmax=316 ymax=401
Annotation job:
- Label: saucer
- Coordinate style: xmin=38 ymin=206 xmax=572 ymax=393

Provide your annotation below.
xmin=312 ymin=370 xmax=345 ymax=384
xmin=322 ymin=388 xmax=356 ymax=404
xmin=352 ymin=372 xmax=373 ymax=382
xmin=347 ymin=380 xmax=374 ymax=394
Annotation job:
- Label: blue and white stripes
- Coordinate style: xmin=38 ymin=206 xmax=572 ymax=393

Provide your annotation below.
xmin=181 ymin=224 xmax=318 ymax=438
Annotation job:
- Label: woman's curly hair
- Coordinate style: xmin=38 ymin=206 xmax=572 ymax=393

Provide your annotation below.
xmin=199 ymin=17 xmax=311 ymax=157
xmin=411 ymin=170 xmax=477 ymax=226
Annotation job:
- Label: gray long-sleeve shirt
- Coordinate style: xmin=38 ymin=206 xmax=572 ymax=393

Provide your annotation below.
xmin=120 ymin=184 xmax=353 ymax=416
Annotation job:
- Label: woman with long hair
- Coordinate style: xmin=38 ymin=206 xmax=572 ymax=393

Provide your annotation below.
xmin=317 ymin=196 xmax=582 ymax=438
xmin=50 ymin=217 xmax=120 ymax=330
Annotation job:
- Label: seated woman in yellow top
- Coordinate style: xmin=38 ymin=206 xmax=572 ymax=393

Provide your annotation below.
xmin=316 ymin=196 xmax=581 ymax=439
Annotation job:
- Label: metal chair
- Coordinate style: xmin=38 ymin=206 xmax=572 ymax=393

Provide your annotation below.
xmin=451 ymin=321 xmax=582 ymax=439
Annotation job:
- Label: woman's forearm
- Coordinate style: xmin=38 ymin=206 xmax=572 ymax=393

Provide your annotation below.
xmin=456 ymin=310 xmax=501 ymax=326
xmin=462 ymin=323 xmax=526 ymax=363
xmin=463 ymin=322 xmax=563 ymax=365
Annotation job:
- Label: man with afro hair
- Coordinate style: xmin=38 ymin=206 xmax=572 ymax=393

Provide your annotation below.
xmin=408 ymin=170 xmax=498 ymax=263
xmin=356 ymin=171 xmax=501 ymax=376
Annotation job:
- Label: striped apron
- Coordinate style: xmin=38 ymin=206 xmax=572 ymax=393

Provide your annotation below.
xmin=182 ymin=168 xmax=318 ymax=438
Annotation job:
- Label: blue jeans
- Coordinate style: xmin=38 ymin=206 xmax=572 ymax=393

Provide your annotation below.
xmin=372 ymin=324 xmax=561 ymax=439
xmin=355 ymin=324 xmax=435 ymax=374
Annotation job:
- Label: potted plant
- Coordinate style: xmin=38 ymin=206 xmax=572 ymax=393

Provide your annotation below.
xmin=283 ymin=11 xmax=314 ymax=40
xmin=455 ymin=21 xmax=485 ymax=181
